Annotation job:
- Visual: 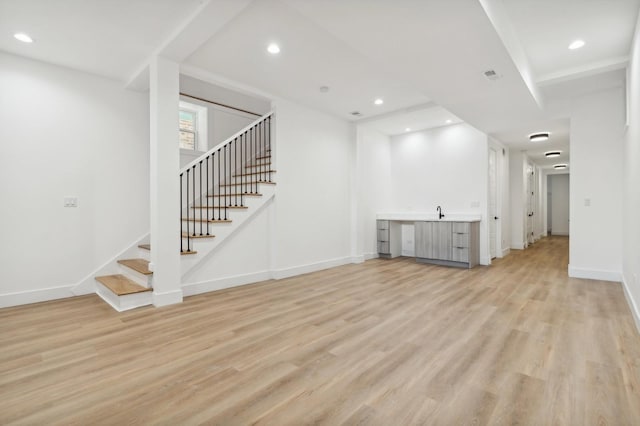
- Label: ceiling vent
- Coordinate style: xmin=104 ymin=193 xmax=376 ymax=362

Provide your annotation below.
xmin=350 ymin=111 xmax=362 ymax=117
xmin=483 ymin=69 xmax=502 ymax=81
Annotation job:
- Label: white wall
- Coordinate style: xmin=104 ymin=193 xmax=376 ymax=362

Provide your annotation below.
xmin=509 ymin=150 xmax=526 ymax=249
xmin=622 ymin=13 xmax=640 ymax=329
xmin=549 ymin=174 xmax=569 ymax=235
xmin=389 ymin=123 xmax=490 ymax=264
xmin=0 ymin=52 xmax=149 ymax=306
xmin=569 ymin=87 xmax=625 ymax=281
xmin=356 ymin=127 xmax=392 ymax=258
xmin=181 ymin=98 xmax=354 ymax=287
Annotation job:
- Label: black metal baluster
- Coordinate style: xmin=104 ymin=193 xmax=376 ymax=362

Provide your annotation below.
xmin=268 ymin=116 xmax=272 ymax=182
xmin=206 ymin=156 xmax=210 ymax=234
xmin=252 ymin=126 xmax=256 ymax=194
xmin=261 ymin=119 xmax=265 ymax=183
xmin=234 ymin=138 xmax=238 ymax=206
xmin=192 ymin=165 xmax=196 ymax=240
xmin=185 ymin=169 xmax=190 ymax=252
xmin=217 ymin=149 xmax=221 ymax=220
xmin=223 ymin=144 xmax=228 ymax=220
xmin=180 ymin=173 xmax=184 ymax=253
xmin=240 ymin=133 xmax=245 ymax=205
xmin=199 ymin=160 xmax=203 ymax=236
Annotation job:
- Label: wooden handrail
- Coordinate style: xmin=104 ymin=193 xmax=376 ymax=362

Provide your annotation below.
xmin=179 ymin=92 xmax=262 ymax=117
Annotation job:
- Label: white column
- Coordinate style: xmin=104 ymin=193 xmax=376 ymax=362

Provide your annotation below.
xmin=149 ymin=56 xmax=182 ymax=307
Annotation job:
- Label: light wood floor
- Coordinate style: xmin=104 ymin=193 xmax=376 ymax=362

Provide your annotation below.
xmin=1 ymin=236 xmax=639 ymax=425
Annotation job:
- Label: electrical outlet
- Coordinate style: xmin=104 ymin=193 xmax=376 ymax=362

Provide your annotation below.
xmin=64 ymin=197 xmax=78 ymax=207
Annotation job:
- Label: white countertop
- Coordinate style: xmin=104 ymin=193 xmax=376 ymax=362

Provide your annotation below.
xmin=376 ymin=212 xmax=482 ymax=222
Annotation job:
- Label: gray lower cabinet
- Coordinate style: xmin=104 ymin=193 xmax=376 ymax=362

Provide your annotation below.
xmin=377 ymin=220 xmax=402 ymax=258
xmin=415 ymin=221 xmax=479 ymax=268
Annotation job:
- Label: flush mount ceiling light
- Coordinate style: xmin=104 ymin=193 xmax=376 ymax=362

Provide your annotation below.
xmin=529 ymin=132 xmax=550 ymax=142
xmin=553 ymin=163 xmax=568 ymax=169
xmin=568 ymin=39 xmax=585 ymax=50
xmin=267 ymin=43 xmax=280 ymax=54
xmin=445 ymin=119 xmax=452 ymax=124
xmin=14 ymin=32 xmax=33 ymax=43
xmin=374 ymin=98 xmax=384 ymax=105
xmin=545 ymin=150 xmax=562 ymax=158
xmin=405 ymin=127 xmax=411 ymax=132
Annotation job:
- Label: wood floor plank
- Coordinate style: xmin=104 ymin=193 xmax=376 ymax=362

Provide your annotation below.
xmin=1 ymin=236 xmax=639 ymax=424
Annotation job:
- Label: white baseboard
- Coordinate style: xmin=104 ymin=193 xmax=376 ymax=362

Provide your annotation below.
xmin=551 ymin=232 xmax=569 ymax=236
xmin=182 ymin=271 xmax=272 ymax=297
xmin=511 ymin=242 xmax=525 ymax=250
xmin=153 ymin=289 xmax=183 ymax=307
xmin=272 ymin=256 xmax=353 ymax=280
xmin=0 ymin=285 xmax=75 ymax=309
xmin=622 ymin=275 xmax=640 ymax=335
xmin=480 ymin=256 xmax=491 ymax=266
xmin=363 ymin=252 xmax=379 ymax=261
xmin=350 ymin=255 xmax=365 ymax=264
xmin=401 ymin=250 xmax=415 ymax=257
xmin=568 ymin=265 xmax=622 ymax=282
xmin=500 ymin=248 xmax=511 ymax=258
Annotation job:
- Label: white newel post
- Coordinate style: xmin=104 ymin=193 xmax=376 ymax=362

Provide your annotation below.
xmin=150 ymin=56 xmax=182 ymax=307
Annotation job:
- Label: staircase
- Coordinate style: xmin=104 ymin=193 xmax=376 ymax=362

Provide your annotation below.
xmin=94 ymin=112 xmax=275 ymax=311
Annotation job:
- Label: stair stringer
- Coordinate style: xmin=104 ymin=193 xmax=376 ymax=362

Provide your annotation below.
xmin=71 ymin=233 xmax=150 ymax=296
xmin=180 ymin=183 xmax=275 ymax=281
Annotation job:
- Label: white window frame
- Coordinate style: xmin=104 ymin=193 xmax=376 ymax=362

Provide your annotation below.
xmin=179 ymin=101 xmax=208 ymax=153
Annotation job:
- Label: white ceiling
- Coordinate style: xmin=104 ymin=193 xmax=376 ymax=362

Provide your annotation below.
xmin=359 ymin=105 xmax=464 ymax=137
xmin=1 ymin=0 xmax=639 ymax=170
xmin=0 ymin=0 xmax=204 ymax=80
xmin=501 ymin=0 xmax=640 ymax=81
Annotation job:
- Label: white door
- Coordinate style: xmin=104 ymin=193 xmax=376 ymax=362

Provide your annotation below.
xmin=526 ymin=167 xmax=535 ymax=245
xmin=488 ymin=148 xmax=498 ymax=259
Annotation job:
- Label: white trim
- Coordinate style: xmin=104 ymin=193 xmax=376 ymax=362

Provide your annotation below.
xmin=501 ymin=247 xmax=511 ymax=258
xmin=511 ymin=242 xmax=525 ymax=250
xmin=350 ymin=255 xmax=365 ymax=264
xmin=551 ymin=232 xmax=569 ymax=236
xmin=622 ymin=275 xmax=640 ymax=335
xmin=0 ymin=285 xmax=75 ymax=308
xmin=480 ymin=256 xmax=491 ymax=266
xmin=364 ymin=252 xmax=379 ymax=261
xmin=183 ymin=271 xmax=271 ymax=297
xmin=271 ymin=256 xmax=354 ymax=280
xmin=153 ymin=289 xmax=183 ymax=307
xmin=568 ymin=265 xmax=622 ymax=282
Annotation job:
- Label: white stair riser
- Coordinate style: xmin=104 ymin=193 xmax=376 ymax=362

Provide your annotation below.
xmin=95 ymin=282 xmax=153 ymax=312
xmin=117 ymin=264 xmax=153 ymax=288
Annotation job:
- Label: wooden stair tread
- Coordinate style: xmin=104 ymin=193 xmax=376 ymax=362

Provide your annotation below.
xmin=234 ymin=171 xmax=276 ymax=177
xmin=181 ymin=218 xmax=232 ymax=223
xmin=117 ymin=259 xmax=152 ymax=275
xmin=96 ymin=274 xmax=151 ymax=296
xmin=208 ymin=193 xmax=262 ymax=198
xmin=138 ymin=244 xmax=197 ymax=255
xmin=181 ymin=233 xmax=215 ymax=239
xmin=221 ymin=181 xmax=276 ymax=187
xmin=191 ymin=205 xmax=248 ymax=209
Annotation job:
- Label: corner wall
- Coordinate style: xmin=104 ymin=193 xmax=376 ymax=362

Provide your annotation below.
xmin=569 ymin=88 xmax=625 ymax=282
xmin=622 ymin=13 xmax=640 ymax=330
xmin=0 ymin=52 xmax=150 ymax=307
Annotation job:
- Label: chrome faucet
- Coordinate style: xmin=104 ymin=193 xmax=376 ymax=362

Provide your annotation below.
xmin=437 ymin=206 xmax=445 ymax=219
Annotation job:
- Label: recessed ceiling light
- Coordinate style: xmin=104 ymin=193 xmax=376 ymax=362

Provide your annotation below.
xmin=553 ymin=164 xmax=568 ymax=169
xmin=405 ymin=127 xmax=411 ymax=132
xmin=267 ymin=43 xmax=280 ymax=54
xmin=568 ymin=40 xmax=585 ymax=50
xmin=14 ymin=33 xmax=33 ymax=43
xmin=374 ymin=98 xmax=384 ymax=105
xmin=445 ymin=119 xmax=452 ymax=124
xmin=545 ymin=151 xmax=562 ymax=158
xmin=529 ymin=132 xmax=550 ymax=142
xmin=319 ymin=86 xmax=329 ymax=93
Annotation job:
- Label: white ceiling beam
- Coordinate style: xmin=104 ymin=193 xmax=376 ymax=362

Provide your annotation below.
xmin=126 ymin=0 xmax=254 ymax=91
xmin=537 ymin=56 xmax=629 ymax=87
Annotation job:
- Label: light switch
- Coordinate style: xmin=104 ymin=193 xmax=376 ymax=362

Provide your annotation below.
xmin=584 ymin=198 xmax=591 ymax=207
xmin=64 ymin=197 xmax=78 ymax=207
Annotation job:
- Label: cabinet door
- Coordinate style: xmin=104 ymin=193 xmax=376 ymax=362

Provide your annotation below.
xmin=433 ymin=221 xmax=452 ymax=260
xmin=414 ymin=221 xmax=433 ymax=259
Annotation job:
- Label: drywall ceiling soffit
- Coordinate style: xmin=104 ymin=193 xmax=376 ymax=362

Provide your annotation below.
xmin=0 ymin=0 xmax=205 ymax=82
xmin=500 ymin=0 xmax=640 ymax=81
xmin=358 ymin=104 xmax=464 ymax=136
xmin=185 ymin=0 xmax=432 ymax=122
xmin=280 ymin=0 xmax=546 ymax=134
xmin=186 ymin=0 xmax=545 ymax=132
